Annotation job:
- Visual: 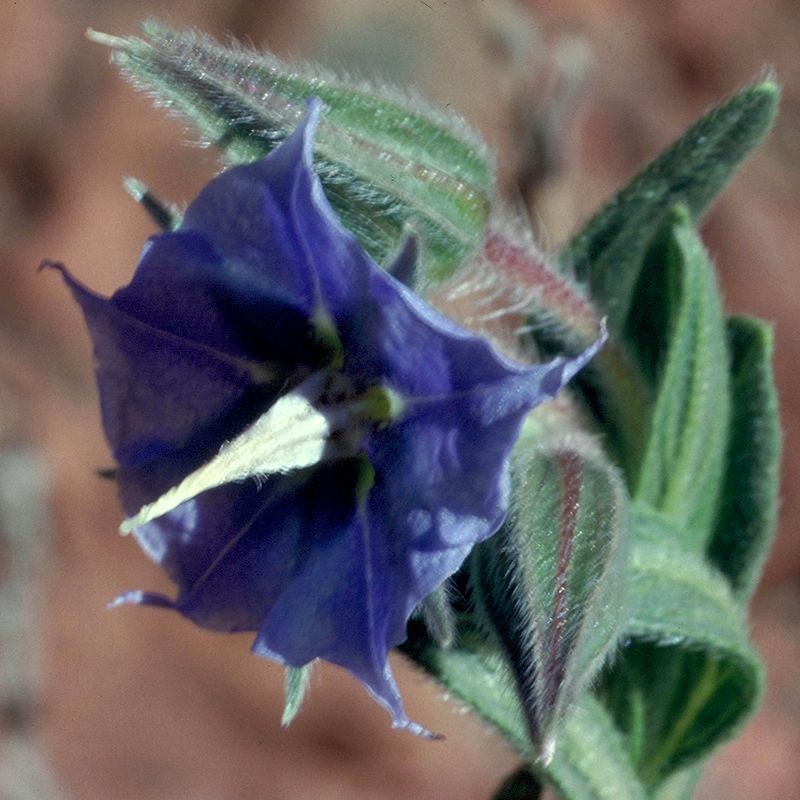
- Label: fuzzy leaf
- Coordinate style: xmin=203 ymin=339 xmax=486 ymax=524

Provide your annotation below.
xmin=401 ymin=635 xmax=647 ymax=800
xmin=553 ymin=80 xmax=777 ymax=475
xmin=404 ymin=502 xmax=762 ymax=794
xmin=546 ymin=696 xmax=648 ymax=800
xmin=708 ymin=316 xmax=781 ymax=601
xmin=560 ymin=78 xmax=779 ymax=332
xmin=401 ymin=636 xmax=532 ymax=753
xmin=90 ymin=21 xmax=493 ymax=284
xmin=598 ymin=506 xmax=762 ymax=789
xmin=471 ymin=418 xmax=629 ymax=760
xmin=631 ymin=206 xmax=730 ymax=544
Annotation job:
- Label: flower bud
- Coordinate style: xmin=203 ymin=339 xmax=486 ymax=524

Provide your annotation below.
xmin=88 ymin=21 xmax=493 ymax=284
xmin=471 ymin=417 xmax=628 ymax=762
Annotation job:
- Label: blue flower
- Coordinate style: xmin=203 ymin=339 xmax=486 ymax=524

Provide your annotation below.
xmin=50 ymin=100 xmax=603 ymax=735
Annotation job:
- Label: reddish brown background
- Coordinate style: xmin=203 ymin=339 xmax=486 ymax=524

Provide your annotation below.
xmin=1 ymin=2 xmax=798 ymax=798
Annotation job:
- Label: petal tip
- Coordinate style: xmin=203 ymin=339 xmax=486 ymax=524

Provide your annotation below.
xmin=108 ymin=590 xmax=174 ymax=610
xmin=39 ymin=258 xmax=63 ymax=274
xmin=391 ymin=713 xmax=441 ymax=739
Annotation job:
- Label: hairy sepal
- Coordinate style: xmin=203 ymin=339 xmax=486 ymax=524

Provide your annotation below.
xmin=471 ymin=413 xmax=629 ymax=762
xmin=91 ymin=21 xmax=493 ymax=285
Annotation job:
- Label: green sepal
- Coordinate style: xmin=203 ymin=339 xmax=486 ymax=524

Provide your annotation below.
xmin=122 ymin=176 xmax=180 ymax=230
xmin=481 ymin=224 xmax=603 ymax=353
xmin=708 ymin=316 xmax=781 ymax=601
xmin=631 ymin=206 xmax=730 ymax=544
xmin=560 ymin=78 xmax=779 ymax=333
xmin=470 ymin=415 xmax=629 ymax=760
xmin=90 ymin=21 xmax=493 ymax=284
xmin=598 ymin=506 xmax=763 ymax=789
xmin=281 ymin=664 xmax=312 ymax=727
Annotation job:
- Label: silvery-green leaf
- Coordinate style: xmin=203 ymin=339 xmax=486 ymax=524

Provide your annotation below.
xmin=554 ymin=79 xmax=778 ymax=474
xmin=546 ymin=696 xmax=648 ymax=800
xmin=631 ymin=206 xmax=730 ymax=544
xmin=90 ymin=21 xmax=493 ymax=284
xmin=598 ymin=506 xmax=762 ymax=789
xmin=403 ymin=502 xmax=761 ymax=794
xmin=708 ymin=316 xmax=781 ymax=601
xmin=470 ymin=416 xmax=629 ymax=762
xmin=560 ymin=78 xmax=779 ymax=332
xmin=401 ymin=636 xmax=647 ymax=800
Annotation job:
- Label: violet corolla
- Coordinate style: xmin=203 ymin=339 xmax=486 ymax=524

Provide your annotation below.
xmin=50 ymin=100 xmax=603 ymax=734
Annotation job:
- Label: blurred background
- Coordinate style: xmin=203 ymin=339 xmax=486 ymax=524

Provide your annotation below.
xmin=1 ymin=1 xmax=798 ymax=798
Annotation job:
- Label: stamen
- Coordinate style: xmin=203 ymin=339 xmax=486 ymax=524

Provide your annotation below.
xmin=121 ymin=379 xmax=333 ymax=533
xmin=120 ymin=378 xmax=406 ymax=534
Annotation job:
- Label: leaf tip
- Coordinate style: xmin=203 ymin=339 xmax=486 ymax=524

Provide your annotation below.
xmin=749 ymin=73 xmax=781 ymax=104
xmin=739 ymin=73 xmax=781 ymax=131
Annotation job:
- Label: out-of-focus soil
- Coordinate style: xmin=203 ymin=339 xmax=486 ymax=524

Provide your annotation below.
xmin=1 ymin=1 xmax=797 ymax=798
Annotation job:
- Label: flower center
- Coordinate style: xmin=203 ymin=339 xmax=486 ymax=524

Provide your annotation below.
xmin=119 ymin=372 xmax=404 ymax=534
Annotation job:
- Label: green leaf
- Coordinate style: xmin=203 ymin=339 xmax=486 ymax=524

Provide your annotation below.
xmin=401 ymin=637 xmax=647 ymax=800
xmin=560 ymin=78 xmax=779 ymax=333
xmin=631 ymin=207 xmax=730 ymax=544
xmin=471 ymin=418 xmax=629 ymax=760
xmin=598 ymin=506 xmax=763 ymax=789
xmin=554 ymin=80 xmax=777 ymax=477
xmin=406 ymin=505 xmax=762 ymax=795
xmin=401 ymin=635 xmax=531 ymax=754
xmin=546 ymin=696 xmax=648 ymax=800
xmin=89 ymin=22 xmax=493 ymax=284
xmin=708 ymin=316 xmax=781 ymax=601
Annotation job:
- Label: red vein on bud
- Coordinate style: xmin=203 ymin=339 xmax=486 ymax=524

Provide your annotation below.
xmin=546 ymin=452 xmax=582 ymax=710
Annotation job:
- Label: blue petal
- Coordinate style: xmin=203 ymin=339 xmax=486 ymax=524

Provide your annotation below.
xmin=57 ymin=99 xmax=605 ymax=735
xmin=125 ymin=458 xmax=432 ymax=732
xmin=51 ymin=261 xmax=260 ymax=466
xmin=181 ymin=99 xmax=371 ymax=320
xmin=115 ymin=230 xmax=323 ymax=372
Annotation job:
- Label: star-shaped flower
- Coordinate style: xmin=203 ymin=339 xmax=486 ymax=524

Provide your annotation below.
xmin=50 ymin=100 xmax=603 ymax=734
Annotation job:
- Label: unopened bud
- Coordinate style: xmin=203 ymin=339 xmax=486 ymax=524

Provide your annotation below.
xmin=471 ymin=419 xmax=628 ymax=762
